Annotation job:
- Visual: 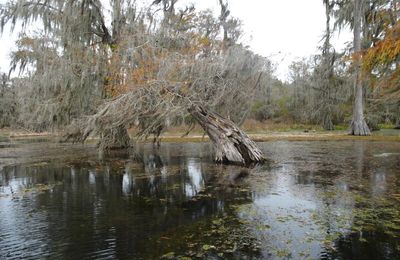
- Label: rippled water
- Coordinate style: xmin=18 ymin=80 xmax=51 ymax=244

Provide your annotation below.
xmin=0 ymin=138 xmax=399 ymax=259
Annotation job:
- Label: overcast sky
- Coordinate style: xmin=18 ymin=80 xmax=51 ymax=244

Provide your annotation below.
xmin=0 ymin=0 xmax=352 ymax=80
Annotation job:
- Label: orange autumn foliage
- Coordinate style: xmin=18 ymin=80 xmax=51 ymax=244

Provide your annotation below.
xmin=363 ymin=20 xmax=400 ymax=98
xmin=104 ymin=31 xmax=222 ymax=98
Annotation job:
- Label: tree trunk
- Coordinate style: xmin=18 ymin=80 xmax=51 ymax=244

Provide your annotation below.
xmin=188 ymin=105 xmax=265 ymax=165
xmin=323 ymin=113 xmax=334 ymax=131
xmin=321 ymin=1 xmax=334 ymax=132
xmin=350 ymin=0 xmax=371 ymax=136
xmin=97 ymin=125 xmax=131 ymax=150
xmin=395 ymin=102 xmax=400 ymax=129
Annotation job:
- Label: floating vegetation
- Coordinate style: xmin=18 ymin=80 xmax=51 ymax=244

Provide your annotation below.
xmin=0 ymin=182 xmax=63 ymax=198
xmin=351 ymin=192 xmax=400 ymax=238
xmin=157 ymin=213 xmax=262 ymax=259
xmin=22 ymin=182 xmax=63 ymax=195
xmin=1 ymin=140 xmax=399 ymax=259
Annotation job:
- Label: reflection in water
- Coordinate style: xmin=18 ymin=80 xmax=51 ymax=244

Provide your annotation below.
xmin=122 ymin=163 xmax=135 ymax=195
xmin=355 ymin=141 xmax=366 ymax=177
xmin=0 ymin=142 xmax=247 ymax=258
xmin=239 ymin=141 xmax=400 ymax=260
xmin=0 ymin=141 xmax=399 ymax=259
xmin=89 ymin=170 xmax=96 ymax=185
xmin=185 ymin=158 xmax=204 ymax=198
xmin=371 ymin=169 xmax=387 ymax=196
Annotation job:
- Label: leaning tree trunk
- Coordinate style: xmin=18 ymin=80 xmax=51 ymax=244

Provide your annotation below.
xmin=189 ymin=105 xmax=265 ymax=165
xmin=349 ymin=0 xmax=371 ymax=136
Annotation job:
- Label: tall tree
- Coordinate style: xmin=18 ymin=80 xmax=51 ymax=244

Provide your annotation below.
xmin=318 ymin=0 xmax=336 ymax=130
xmin=331 ymin=0 xmax=400 ymax=132
xmin=350 ymin=0 xmax=371 ymax=135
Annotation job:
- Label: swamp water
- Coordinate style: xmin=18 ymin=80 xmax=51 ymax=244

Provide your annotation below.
xmin=0 ymin=138 xmax=399 ymax=259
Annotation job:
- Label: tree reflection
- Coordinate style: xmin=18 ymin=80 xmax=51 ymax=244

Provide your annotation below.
xmin=0 ymin=143 xmax=255 ymax=258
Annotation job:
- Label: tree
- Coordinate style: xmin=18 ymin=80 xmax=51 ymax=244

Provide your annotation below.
xmin=0 ymin=0 xmax=137 ymax=143
xmin=315 ymin=0 xmax=339 ymax=130
xmin=331 ymin=0 xmax=400 ymax=133
xmin=1 ymin=0 xmax=267 ymax=165
xmin=349 ymin=0 xmax=371 ymax=135
xmin=363 ymin=18 xmax=400 ymax=129
xmin=0 ymin=73 xmax=16 ymax=127
xmin=65 ymin=43 xmax=268 ymax=164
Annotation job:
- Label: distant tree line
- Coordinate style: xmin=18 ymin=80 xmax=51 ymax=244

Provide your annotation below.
xmin=248 ymin=0 xmax=399 ymax=132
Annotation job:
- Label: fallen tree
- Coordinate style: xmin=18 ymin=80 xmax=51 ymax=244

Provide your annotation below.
xmin=1 ymin=0 xmax=270 ymax=165
xmin=64 ymin=82 xmax=265 ymax=165
xmin=61 ymin=35 xmax=272 ymax=165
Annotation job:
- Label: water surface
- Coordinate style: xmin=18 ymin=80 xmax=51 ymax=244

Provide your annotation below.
xmin=0 ymin=138 xmax=399 ymax=259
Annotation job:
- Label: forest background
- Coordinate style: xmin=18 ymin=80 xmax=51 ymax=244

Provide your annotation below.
xmin=0 ymin=0 xmax=399 ymax=139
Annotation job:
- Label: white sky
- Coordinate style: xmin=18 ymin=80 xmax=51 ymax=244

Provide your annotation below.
xmin=0 ymin=0 xmax=352 ymax=81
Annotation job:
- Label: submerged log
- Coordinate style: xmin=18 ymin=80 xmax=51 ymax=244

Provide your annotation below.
xmin=188 ymin=104 xmax=265 ymax=165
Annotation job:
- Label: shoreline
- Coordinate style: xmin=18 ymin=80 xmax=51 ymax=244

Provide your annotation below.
xmin=2 ymin=128 xmax=399 ymax=142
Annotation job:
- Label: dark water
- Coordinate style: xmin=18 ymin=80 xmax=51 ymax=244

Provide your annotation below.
xmin=0 ymin=138 xmax=399 ymax=259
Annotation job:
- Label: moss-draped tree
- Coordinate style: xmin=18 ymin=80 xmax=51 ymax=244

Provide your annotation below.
xmin=1 ymin=0 xmax=268 ymax=164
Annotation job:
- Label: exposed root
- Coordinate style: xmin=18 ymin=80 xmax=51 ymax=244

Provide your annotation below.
xmin=349 ymin=119 xmax=371 ymax=136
